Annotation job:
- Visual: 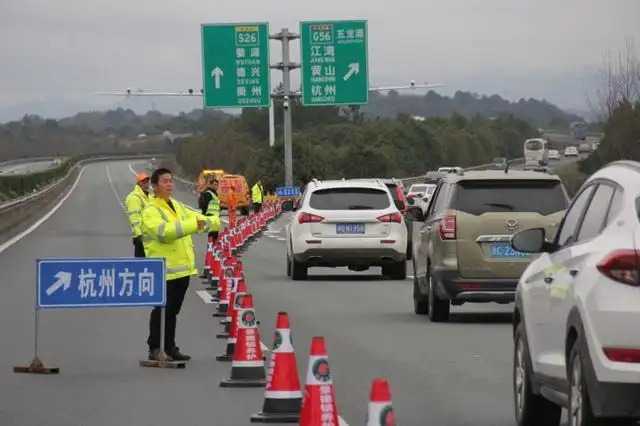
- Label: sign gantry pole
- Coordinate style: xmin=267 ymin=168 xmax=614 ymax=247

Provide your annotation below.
xmin=270 ymin=28 xmax=300 ymax=187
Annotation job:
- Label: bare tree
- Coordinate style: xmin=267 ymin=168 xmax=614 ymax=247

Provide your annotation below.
xmin=588 ymin=37 xmax=640 ymax=121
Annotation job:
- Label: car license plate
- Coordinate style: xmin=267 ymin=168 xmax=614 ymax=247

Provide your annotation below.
xmin=490 ymin=243 xmax=528 ymax=258
xmin=336 ymin=223 xmax=365 ymax=234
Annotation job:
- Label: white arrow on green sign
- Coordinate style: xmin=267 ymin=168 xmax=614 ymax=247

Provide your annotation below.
xmin=201 ymin=23 xmax=270 ymax=108
xmin=300 ymin=20 xmax=369 ymax=106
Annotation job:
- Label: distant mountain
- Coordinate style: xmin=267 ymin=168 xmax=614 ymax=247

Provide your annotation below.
xmin=362 ymin=90 xmax=583 ymax=129
xmin=58 ymin=107 xmax=232 ymax=137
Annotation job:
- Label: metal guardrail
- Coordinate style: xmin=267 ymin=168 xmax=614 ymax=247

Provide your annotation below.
xmin=0 ymin=154 xmax=167 ymax=213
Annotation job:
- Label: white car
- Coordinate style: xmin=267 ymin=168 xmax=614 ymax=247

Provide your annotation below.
xmin=564 ymin=146 xmax=579 ymax=157
xmin=286 ymin=179 xmax=407 ymax=280
xmin=548 ymin=149 xmax=561 ymax=160
xmin=406 ymin=183 xmax=436 ymax=213
xmin=511 ymin=160 xmax=640 ymax=426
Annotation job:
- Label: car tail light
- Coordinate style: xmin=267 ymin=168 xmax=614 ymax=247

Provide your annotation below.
xmin=596 ymin=249 xmax=640 ymax=286
xmin=439 ymin=214 xmax=457 ymax=240
xmin=377 ymin=212 xmax=402 ymax=223
xmin=298 ymin=212 xmax=324 ymax=224
xmin=603 ymin=347 xmax=640 ymax=363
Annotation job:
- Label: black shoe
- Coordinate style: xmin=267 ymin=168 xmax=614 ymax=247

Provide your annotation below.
xmin=166 ymin=347 xmax=191 ymax=361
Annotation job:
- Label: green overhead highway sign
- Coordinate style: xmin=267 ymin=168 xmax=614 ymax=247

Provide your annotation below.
xmin=300 ymin=20 xmax=369 ymax=106
xmin=201 ymin=23 xmax=270 ymax=108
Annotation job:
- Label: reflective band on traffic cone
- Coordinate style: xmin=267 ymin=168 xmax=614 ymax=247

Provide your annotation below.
xmin=220 ymin=294 xmax=266 ymax=387
xmin=216 ymin=291 xmax=247 ymax=362
xmin=251 ymin=312 xmax=302 ymax=423
xmin=366 ymin=378 xmax=396 ymax=426
xmin=299 ymin=337 xmax=339 ymax=426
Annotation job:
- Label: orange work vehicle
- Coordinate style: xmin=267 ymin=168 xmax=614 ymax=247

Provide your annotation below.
xmin=196 ymin=169 xmax=250 ymax=215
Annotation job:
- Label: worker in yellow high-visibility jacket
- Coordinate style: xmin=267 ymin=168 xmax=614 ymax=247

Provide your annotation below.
xmin=142 ymin=167 xmax=219 ymax=362
xmin=124 ymin=172 xmax=150 ymax=257
xmin=251 ymin=180 xmax=264 ymax=213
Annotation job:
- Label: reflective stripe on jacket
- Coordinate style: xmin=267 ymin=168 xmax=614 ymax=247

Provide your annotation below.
xmin=142 ymin=196 xmax=219 ymax=280
xmin=124 ymin=185 xmax=149 ymax=237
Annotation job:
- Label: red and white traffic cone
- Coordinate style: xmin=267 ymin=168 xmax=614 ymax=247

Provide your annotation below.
xmin=217 ymin=276 xmax=239 ymax=339
xmin=213 ymin=266 xmax=233 ymax=318
xmin=220 ymin=294 xmax=266 ymax=387
xmin=251 ymin=312 xmax=302 ymax=423
xmin=366 ymin=378 xmax=396 ymax=426
xmin=299 ymin=337 xmax=340 ymax=426
xmin=216 ymin=290 xmax=247 ymax=362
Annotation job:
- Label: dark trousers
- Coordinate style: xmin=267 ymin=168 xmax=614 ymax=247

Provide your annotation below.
xmin=133 ymin=237 xmax=145 ymax=258
xmin=253 ymin=202 xmax=262 ymax=213
xmin=147 ymin=276 xmax=190 ymax=351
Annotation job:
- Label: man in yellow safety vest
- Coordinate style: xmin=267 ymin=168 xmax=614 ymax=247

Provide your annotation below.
xmin=125 ymin=172 xmax=150 ymax=257
xmin=251 ymin=180 xmax=264 ymax=213
xmin=142 ymin=168 xmax=220 ymax=361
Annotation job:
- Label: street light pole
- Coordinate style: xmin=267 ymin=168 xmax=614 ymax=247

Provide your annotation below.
xmin=270 ymin=28 xmax=299 ymax=187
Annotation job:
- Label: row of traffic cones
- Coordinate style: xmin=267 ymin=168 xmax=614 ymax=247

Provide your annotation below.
xmin=204 ymin=201 xmax=395 ymax=425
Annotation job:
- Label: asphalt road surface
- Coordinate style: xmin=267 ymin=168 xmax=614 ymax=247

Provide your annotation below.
xmin=0 ymin=160 xmax=567 ymax=426
xmin=0 ymin=158 xmax=61 ymax=176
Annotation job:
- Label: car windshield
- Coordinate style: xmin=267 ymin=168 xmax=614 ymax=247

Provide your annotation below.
xmin=452 ymin=180 xmax=568 ymax=215
xmin=309 ymin=188 xmax=390 ymax=210
xmin=525 ymin=140 xmax=543 ymax=150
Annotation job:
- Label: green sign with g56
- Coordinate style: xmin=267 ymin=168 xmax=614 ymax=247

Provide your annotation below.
xmin=300 ymin=20 xmax=369 ymax=106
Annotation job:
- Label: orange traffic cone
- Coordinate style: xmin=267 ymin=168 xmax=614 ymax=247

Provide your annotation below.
xmin=220 ymin=294 xmax=266 ymax=387
xmin=216 ymin=291 xmax=247 ymax=362
xmin=251 ymin=312 xmax=302 ymax=423
xmin=299 ymin=337 xmax=339 ymax=426
xmin=366 ymin=378 xmax=396 ymax=426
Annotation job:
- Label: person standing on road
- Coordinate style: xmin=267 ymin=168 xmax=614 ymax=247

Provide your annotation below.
xmin=125 ymin=172 xmax=150 ymax=257
xmin=142 ymin=168 xmax=220 ymax=361
xmin=251 ymin=179 xmax=264 ymax=213
xmin=198 ymin=175 xmax=221 ymax=242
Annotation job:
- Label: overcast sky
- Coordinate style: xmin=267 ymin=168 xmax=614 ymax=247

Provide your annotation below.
xmin=1 ymin=0 xmax=639 ymax=121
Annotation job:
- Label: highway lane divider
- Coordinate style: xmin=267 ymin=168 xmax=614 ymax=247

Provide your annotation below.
xmin=0 ymin=153 xmax=168 ymax=251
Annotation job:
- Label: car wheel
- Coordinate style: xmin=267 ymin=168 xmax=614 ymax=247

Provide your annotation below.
xmin=291 ymin=258 xmax=307 ymax=281
xmin=568 ymin=339 xmax=612 ymax=426
xmin=513 ymin=323 xmax=561 ymax=426
xmin=427 ymin=268 xmax=450 ymax=322
xmin=286 ymin=253 xmax=292 ymax=277
xmin=412 ymin=257 xmax=428 ymax=315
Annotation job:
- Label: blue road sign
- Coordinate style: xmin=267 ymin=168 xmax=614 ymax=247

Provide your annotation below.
xmin=37 ymin=258 xmax=166 ymax=308
xmin=276 ymin=186 xmax=301 ymax=197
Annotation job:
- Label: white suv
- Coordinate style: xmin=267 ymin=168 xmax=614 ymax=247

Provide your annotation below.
xmin=286 ymin=179 xmax=407 ymax=280
xmin=511 ymin=161 xmax=640 ymax=426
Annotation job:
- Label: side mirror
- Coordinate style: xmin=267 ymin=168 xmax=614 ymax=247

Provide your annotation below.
xmin=407 ymin=206 xmax=425 ymax=222
xmin=511 ymin=228 xmax=551 ymax=253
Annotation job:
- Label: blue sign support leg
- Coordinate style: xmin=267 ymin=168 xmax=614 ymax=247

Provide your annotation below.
xmin=13 ymin=307 xmax=60 ymax=374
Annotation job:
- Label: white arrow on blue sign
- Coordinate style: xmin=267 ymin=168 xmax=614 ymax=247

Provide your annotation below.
xmin=37 ymin=258 xmax=166 ymax=308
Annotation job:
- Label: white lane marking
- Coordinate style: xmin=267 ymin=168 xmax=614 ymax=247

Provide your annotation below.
xmin=261 ymin=341 xmax=270 ymax=353
xmin=128 ymin=162 xmax=138 ymax=176
xmin=195 ymin=290 xmax=216 ymax=304
xmin=339 ymin=416 xmax=349 ymax=426
xmin=105 ymin=165 xmax=124 ymax=208
xmin=0 ymin=167 xmax=85 ymax=255
xmin=221 ymin=218 xmax=229 ymax=224
xmin=275 ymin=237 xmax=286 ymax=241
